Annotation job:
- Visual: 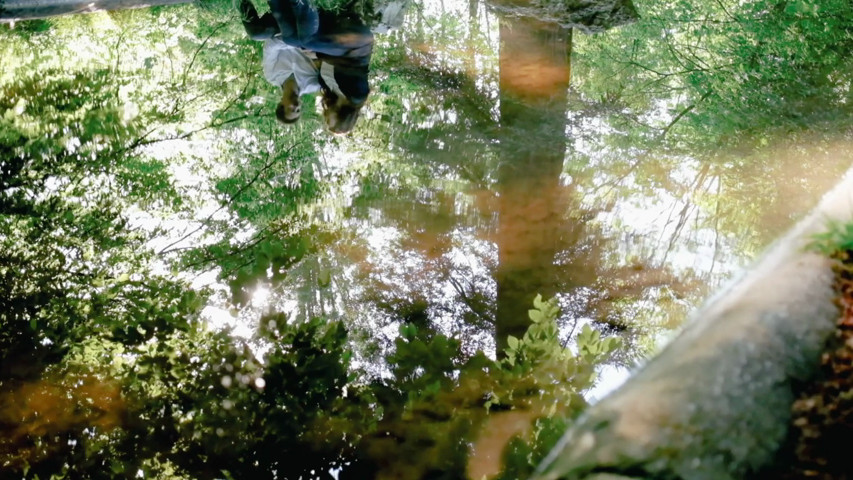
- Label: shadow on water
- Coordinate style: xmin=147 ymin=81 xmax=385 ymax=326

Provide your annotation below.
xmin=2 ymin=0 xmax=853 ymax=478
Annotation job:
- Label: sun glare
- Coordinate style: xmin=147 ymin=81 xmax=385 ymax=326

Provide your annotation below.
xmin=251 ymin=285 xmax=272 ymax=307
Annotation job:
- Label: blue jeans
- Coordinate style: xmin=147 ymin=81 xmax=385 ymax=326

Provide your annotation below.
xmin=237 ymin=0 xmax=318 ymax=43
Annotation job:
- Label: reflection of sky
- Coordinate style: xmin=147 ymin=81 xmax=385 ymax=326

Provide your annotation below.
xmin=588 ymin=364 xmax=632 ymax=402
xmin=591 ymin=164 xmax=743 ymax=281
xmin=571 ymin=104 xmax=743 ymax=282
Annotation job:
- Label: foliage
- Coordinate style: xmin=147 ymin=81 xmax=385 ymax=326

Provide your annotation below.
xmin=573 ymin=0 xmax=853 ymax=146
xmin=0 ymin=48 xmax=210 ymax=480
xmin=0 ymin=65 xmax=189 ymax=370
xmin=174 ymin=137 xmax=331 ymax=305
xmin=148 ymin=316 xmax=355 ymax=479
xmin=807 ymin=221 xmax=853 ymax=260
xmin=340 ymin=295 xmax=620 ymax=480
xmin=504 ymin=295 xmax=620 ymax=371
xmin=0 ymin=3 xmax=335 ymax=477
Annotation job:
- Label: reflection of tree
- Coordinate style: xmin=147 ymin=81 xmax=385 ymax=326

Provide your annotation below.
xmin=566 ymin=0 xmax=853 ymax=252
xmin=341 ymin=3 xmax=698 ymax=364
xmin=494 ymin=17 xmax=572 ymax=355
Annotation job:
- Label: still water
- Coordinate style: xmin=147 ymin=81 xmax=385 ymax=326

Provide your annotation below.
xmin=1 ymin=0 xmax=852 ymax=477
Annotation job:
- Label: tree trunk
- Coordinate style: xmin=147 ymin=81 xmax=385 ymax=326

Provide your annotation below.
xmin=493 ymin=17 xmax=572 ymax=356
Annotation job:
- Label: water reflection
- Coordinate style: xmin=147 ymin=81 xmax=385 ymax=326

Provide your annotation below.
xmin=330 ymin=2 xmax=693 ymax=365
xmin=238 ymin=0 xmax=374 ymax=132
xmin=2 ymin=0 xmax=853 ymax=477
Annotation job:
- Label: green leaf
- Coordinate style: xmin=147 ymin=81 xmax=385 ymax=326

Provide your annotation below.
xmin=528 ymin=309 xmax=544 ymax=323
xmin=532 ymin=293 xmax=544 ymax=310
xmin=317 ymin=268 xmax=332 ymax=288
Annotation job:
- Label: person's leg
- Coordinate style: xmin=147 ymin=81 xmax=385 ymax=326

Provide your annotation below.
xmin=304 ymin=32 xmax=373 ymax=58
xmin=268 ymin=0 xmax=318 ymax=45
xmin=290 ymin=0 xmax=319 ymax=42
xmin=235 ymin=0 xmax=279 ymax=40
xmin=268 ymin=0 xmax=297 ymax=40
xmin=306 ymin=10 xmax=373 ymax=58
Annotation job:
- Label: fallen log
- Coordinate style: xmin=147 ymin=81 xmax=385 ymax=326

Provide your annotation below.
xmin=533 ymin=167 xmax=853 ymax=480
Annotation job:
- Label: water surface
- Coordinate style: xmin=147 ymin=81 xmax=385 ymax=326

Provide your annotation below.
xmin=2 ymin=0 xmax=852 ymax=477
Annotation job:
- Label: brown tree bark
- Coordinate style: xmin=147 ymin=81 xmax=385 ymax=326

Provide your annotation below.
xmin=493 ymin=16 xmax=572 ymax=356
